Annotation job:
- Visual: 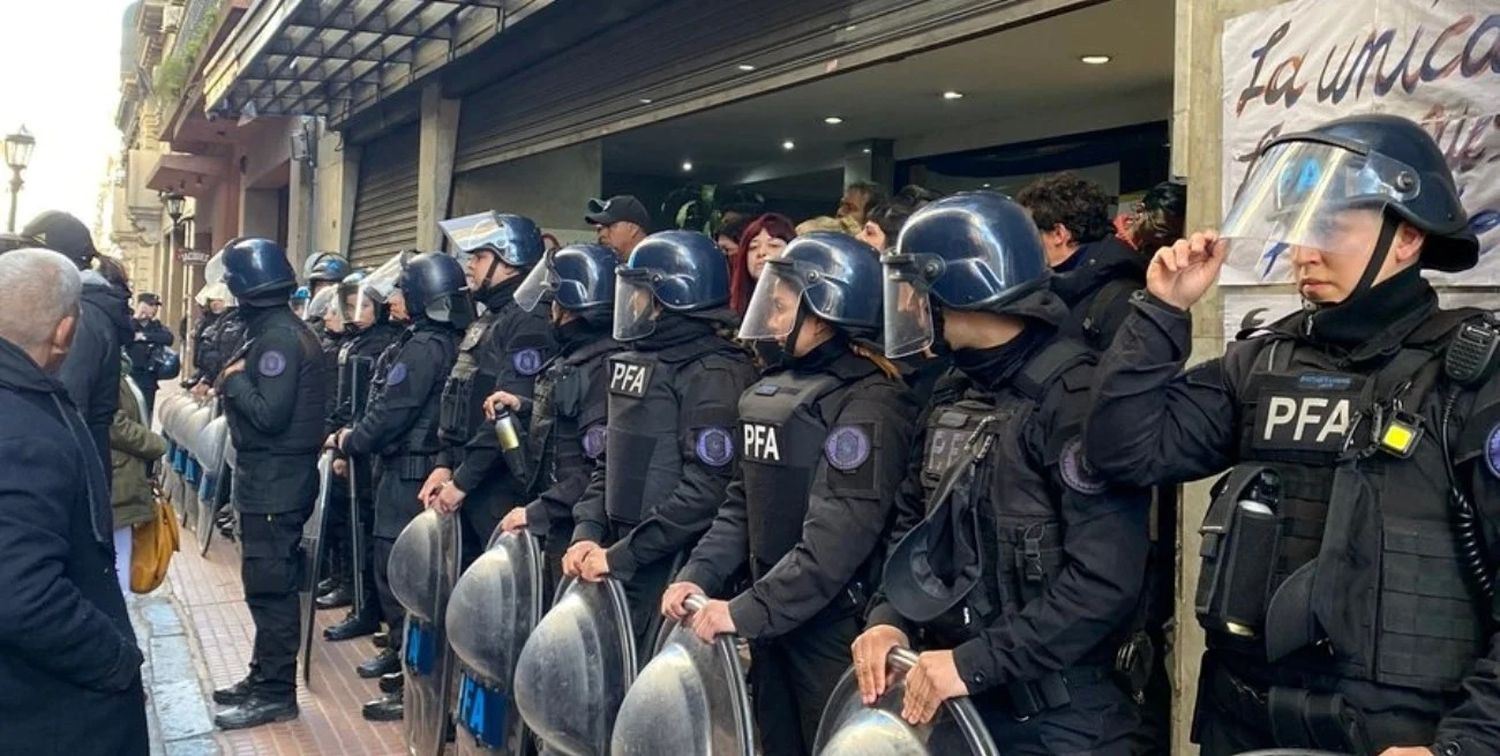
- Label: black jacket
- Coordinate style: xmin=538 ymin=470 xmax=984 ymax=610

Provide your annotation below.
xmin=1051 ymin=236 xmax=1147 ymax=351
xmin=124 ymin=317 xmax=174 ymax=390
xmin=56 ymin=272 xmax=131 ymax=480
xmin=0 ymin=337 xmax=148 ymax=755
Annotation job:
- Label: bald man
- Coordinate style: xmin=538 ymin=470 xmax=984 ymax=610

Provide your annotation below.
xmin=0 ymin=248 xmax=149 ymax=755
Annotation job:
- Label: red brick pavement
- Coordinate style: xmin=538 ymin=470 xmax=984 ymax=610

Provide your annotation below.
xmin=167 ymin=524 xmax=406 ymax=755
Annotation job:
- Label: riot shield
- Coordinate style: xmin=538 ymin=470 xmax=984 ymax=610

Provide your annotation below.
xmin=195 ymin=415 xmax=231 ymax=556
xmin=299 ymin=450 xmax=336 ymax=686
xmin=610 ymin=595 xmax=754 ymax=756
xmin=813 ymin=647 xmax=999 ymax=756
xmin=446 ymin=530 xmax=545 ymax=754
xmin=348 ymin=456 xmax=367 ymax=616
xmin=388 ymin=509 xmax=465 ymax=756
xmin=515 ymin=577 xmax=638 ymax=756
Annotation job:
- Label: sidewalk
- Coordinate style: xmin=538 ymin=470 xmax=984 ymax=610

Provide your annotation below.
xmin=141 ymin=514 xmax=405 ymax=755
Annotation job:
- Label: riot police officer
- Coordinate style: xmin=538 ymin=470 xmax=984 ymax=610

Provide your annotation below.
xmin=661 ymin=232 xmax=920 ymax=754
xmin=1082 ymin=115 xmax=1500 ymax=755
xmin=491 ymin=242 xmax=627 ymax=595
xmin=330 ymin=252 xmax=468 ymax=721
xmin=424 ymin=213 xmax=555 ymax=548
xmin=304 ymin=250 xmax=352 ymax=297
xmin=323 ymin=269 xmax=407 ymax=642
xmin=208 ymin=238 xmax=329 ymax=730
xmin=850 ymin=192 xmax=1150 ymax=754
xmin=563 ymin=230 xmax=758 ymax=651
xmin=306 ymin=283 xmax=356 ymax=610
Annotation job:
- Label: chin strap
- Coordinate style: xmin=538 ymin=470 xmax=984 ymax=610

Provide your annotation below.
xmin=1352 ymin=214 xmax=1400 ymax=299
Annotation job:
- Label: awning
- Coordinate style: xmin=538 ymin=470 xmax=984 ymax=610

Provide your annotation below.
xmin=201 ymin=0 xmax=540 ymax=123
xmin=147 ymin=153 xmax=228 ymax=194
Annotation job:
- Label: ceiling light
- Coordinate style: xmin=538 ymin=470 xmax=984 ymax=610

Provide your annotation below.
xmin=681 ymin=161 xmax=693 ymax=172
xmin=861 ymin=147 xmax=871 ymax=154
xmin=942 ymin=90 xmax=964 ymax=100
xmin=1080 ymin=55 xmax=1112 ymax=65
xmin=823 ymin=116 xmax=843 ymax=125
xmin=981 ymin=183 xmax=992 ymax=188
xmin=737 ymin=63 xmax=756 ymax=72
xmin=782 ymin=140 xmax=796 ymax=151
xmin=638 ymin=98 xmax=653 ymax=104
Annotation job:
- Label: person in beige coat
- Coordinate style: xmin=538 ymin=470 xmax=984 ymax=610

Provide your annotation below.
xmin=111 ymin=362 xmax=166 ymax=595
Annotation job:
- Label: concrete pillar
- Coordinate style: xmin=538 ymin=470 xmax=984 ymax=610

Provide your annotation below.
xmin=417 ymin=83 xmax=461 ymax=251
xmin=287 ymin=144 xmax=316 ymax=271
xmin=313 ymin=129 xmax=359 ymax=255
xmin=240 ymin=188 xmax=281 ymax=240
xmin=843 ymin=139 xmax=895 ymax=193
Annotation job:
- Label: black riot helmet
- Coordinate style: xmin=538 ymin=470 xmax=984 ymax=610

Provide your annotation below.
xmin=439 ymin=211 xmax=545 ymax=292
xmin=400 ymin=252 xmax=475 ymax=328
xmin=881 ymin=191 xmax=1049 ymax=358
xmin=739 ymin=232 xmax=883 ymax=344
xmin=221 ymin=237 xmax=298 ymax=307
xmin=514 ymin=242 xmax=617 ymax=324
xmin=304 ymin=251 xmax=352 ymax=284
xmin=613 ymin=230 xmax=730 ymax=341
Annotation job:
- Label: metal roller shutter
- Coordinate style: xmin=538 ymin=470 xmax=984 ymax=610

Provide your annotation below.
xmin=348 ymin=124 xmax=420 ymax=267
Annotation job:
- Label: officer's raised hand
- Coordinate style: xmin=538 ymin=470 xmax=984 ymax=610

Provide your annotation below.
xmin=1147 ymin=229 xmax=1226 ymax=310
xmin=900 ymin=650 xmax=968 ymax=726
xmin=561 ymin=540 xmax=597 ymax=577
xmin=687 ymin=599 xmax=735 ymax=642
xmin=499 ymin=507 xmax=527 ymax=533
xmin=852 ymin=625 xmax=909 ymax=705
xmin=661 ymin=581 xmax=705 ymax=622
xmin=483 ymin=390 xmax=521 ymax=421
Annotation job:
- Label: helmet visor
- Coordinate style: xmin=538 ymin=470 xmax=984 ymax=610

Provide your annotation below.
xmin=194 ymin=280 xmax=236 ymax=308
xmin=513 ymin=254 xmax=558 ymax=313
xmin=307 ymin=286 xmax=342 ymax=328
xmin=1221 ymin=141 xmax=1421 ymax=284
xmin=204 ymin=251 xmax=226 ymax=285
xmin=440 ymin=212 xmax=504 ymax=264
xmin=613 ymin=271 xmax=660 ymax=341
xmin=356 ymin=255 xmax=405 ymax=321
xmin=882 ymin=255 xmax=936 ymax=359
xmin=738 ymin=261 xmax=809 ymax=342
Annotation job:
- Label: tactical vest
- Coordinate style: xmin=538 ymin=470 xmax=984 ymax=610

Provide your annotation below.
xmin=338 ymin=341 xmax=375 ymax=420
xmin=738 ymin=371 xmax=847 ymax=573
xmin=1211 ymin=310 xmax=1487 ymax=694
xmin=439 ymin=311 xmax=503 ymax=446
xmin=526 ymin=339 xmax=616 ymax=496
xmin=916 ymin=342 xmax=1091 ymax=644
xmin=603 ymin=340 xmax=738 ymax=525
xmin=228 ymin=313 xmax=326 ymax=454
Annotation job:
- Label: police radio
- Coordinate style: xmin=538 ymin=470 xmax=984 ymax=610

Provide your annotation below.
xmin=1444 ymin=315 xmax=1499 ymax=388
xmin=1196 ymin=466 xmax=1282 ymax=640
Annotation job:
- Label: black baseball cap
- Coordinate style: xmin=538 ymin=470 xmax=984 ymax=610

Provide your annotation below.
xmin=880 ymin=473 xmax=984 ymax=623
xmin=585 ymin=195 xmax=651 ymax=230
xmin=22 ymin=210 xmax=96 ymax=268
xmin=137 ymin=292 xmax=162 ymax=306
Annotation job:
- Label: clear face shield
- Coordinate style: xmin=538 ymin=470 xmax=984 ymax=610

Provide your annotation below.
xmin=613 ymin=269 xmax=662 ymax=342
xmin=194 ymin=282 xmax=236 ymax=310
xmin=439 ymin=212 xmax=507 ymax=266
xmin=513 ymin=253 xmax=559 ymax=313
xmin=356 ymin=255 xmax=406 ymax=323
xmin=880 ymin=254 xmax=941 ymax=359
xmin=307 ymin=286 xmax=343 ymax=330
xmin=737 ymin=260 xmax=813 ymax=342
xmin=1220 ymin=140 xmax=1420 ymax=285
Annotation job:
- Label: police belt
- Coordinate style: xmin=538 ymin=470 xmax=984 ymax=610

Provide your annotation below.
xmin=377 ymin=452 xmax=438 ymax=480
xmin=998 ymin=664 xmax=1114 ymax=720
xmin=1207 ymin=661 xmax=1373 ymax=752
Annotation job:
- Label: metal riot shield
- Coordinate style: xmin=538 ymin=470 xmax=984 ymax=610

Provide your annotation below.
xmin=515 ymin=577 xmax=638 ymax=756
xmin=195 ymin=415 xmax=231 ymax=556
xmin=345 ymin=352 xmax=370 ymax=617
xmin=299 ymin=450 xmax=337 ymax=686
xmin=388 ymin=509 xmax=465 ymax=756
xmin=183 ymin=402 xmax=214 ymax=539
xmin=610 ymin=595 xmax=754 ymax=756
xmin=446 ymin=530 xmax=545 ymax=754
xmin=813 ymin=648 xmax=999 ymax=756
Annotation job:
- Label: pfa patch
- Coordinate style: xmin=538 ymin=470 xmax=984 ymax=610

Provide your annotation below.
xmin=582 ymin=424 xmax=608 ymax=460
xmin=695 ymin=426 xmax=735 ymax=467
xmin=387 ymin=362 xmax=408 ymax=386
xmin=824 ymin=425 xmax=872 ymax=472
xmin=1487 ymin=424 xmax=1500 ymax=479
xmin=1059 ymin=437 xmax=1108 ymax=495
xmin=257 ymin=350 xmax=287 ymax=378
xmin=512 ymin=348 xmax=544 ymax=376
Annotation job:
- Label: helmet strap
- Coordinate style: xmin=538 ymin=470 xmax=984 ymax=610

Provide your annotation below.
xmin=1350 ymin=213 xmax=1400 ymax=300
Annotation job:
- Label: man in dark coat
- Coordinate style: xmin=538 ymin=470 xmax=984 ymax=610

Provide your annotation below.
xmin=125 ymin=292 xmax=174 ymax=417
xmin=0 ymin=248 xmax=148 ymax=755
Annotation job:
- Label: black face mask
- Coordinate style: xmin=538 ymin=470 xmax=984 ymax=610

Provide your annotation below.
xmin=549 ymin=315 xmax=601 ymax=348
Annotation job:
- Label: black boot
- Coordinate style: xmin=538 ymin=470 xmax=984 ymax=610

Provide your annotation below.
xmin=362 ymin=688 xmax=403 ymax=722
xmin=324 ymin=610 xmax=379 ymax=641
xmin=316 ymin=576 xmax=339 ymax=595
xmin=212 ymin=676 xmax=255 ymax=706
xmin=214 ymin=694 xmax=299 ymax=730
xmin=357 ymin=648 xmax=401 ymax=679
xmin=379 ymin=671 xmax=403 ymax=694
xmin=372 ymin=630 xmax=390 ymax=649
xmin=316 ymin=584 xmax=353 ymax=610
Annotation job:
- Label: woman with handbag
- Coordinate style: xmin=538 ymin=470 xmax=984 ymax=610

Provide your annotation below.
xmin=111 ymin=362 xmax=168 ymax=595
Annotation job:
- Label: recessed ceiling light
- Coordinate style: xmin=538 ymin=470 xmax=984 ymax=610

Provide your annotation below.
xmin=981 ymin=183 xmax=992 ymax=188
xmin=861 ymin=147 xmax=872 ymax=154
xmin=824 ymin=116 xmax=844 ymax=125
xmin=942 ymin=90 xmax=964 ymax=100
xmin=638 ymin=98 xmax=653 ymax=104
xmin=1080 ymin=54 xmax=1112 ymax=65
xmin=681 ymin=161 xmax=693 ymax=172
xmin=782 ymin=140 xmax=796 ymax=151
xmin=737 ymin=63 xmax=756 ymax=72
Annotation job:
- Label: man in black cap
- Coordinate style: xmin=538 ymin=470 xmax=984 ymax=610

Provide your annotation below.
xmin=585 ymin=195 xmax=651 ymax=260
xmin=23 ymin=210 xmax=131 ymax=481
xmin=125 ymin=292 xmax=174 ymax=417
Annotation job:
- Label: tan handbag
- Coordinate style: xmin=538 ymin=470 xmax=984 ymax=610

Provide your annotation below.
xmin=130 ymin=491 xmax=180 ymax=594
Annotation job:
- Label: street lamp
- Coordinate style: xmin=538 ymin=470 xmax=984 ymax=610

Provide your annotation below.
xmin=5 ymin=126 xmax=35 ymax=233
xmin=164 ymin=192 xmax=185 ymax=225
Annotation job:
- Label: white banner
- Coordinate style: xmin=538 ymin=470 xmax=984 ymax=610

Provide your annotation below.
xmin=1221 ymin=0 xmax=1500 ymax=286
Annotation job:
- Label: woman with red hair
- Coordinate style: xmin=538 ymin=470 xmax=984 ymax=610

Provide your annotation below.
xmin=728 ymin=213 xmax=796 ymax=316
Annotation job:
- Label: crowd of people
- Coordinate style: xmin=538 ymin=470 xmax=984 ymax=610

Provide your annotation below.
xmin=0 ymin=112 xmax=1496 ymax=756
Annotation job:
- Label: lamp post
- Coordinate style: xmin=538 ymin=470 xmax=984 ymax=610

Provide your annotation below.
xmin=5 ymin=126 xmax=35 ymax=233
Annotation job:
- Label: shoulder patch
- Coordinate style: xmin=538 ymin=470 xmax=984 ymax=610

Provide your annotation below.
xmin=387 ymin=362 xmax=408 ymax=386
xmin=257 ymin=350 xmax=287 ymax=378
xmin=824 ymin=425 xmax=872 ymax=471
xmin=1486 ymin=424 xmax=1500 ymax=479
xmin=512 ymin=348 xmax=544 ymax=376
xmin=582 ymin=424 xmax=608 ymax=460
xmin=1059 ymin=436 xmax=1109 ymax=495
xmin=695 ymin=426 xmax=735 ymax=467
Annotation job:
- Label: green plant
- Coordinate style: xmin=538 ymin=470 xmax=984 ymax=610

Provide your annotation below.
xmin=151 ymin=5 xmax=222 ymax=109
xmin=662 ymin=183 xmax=766 ymax=234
